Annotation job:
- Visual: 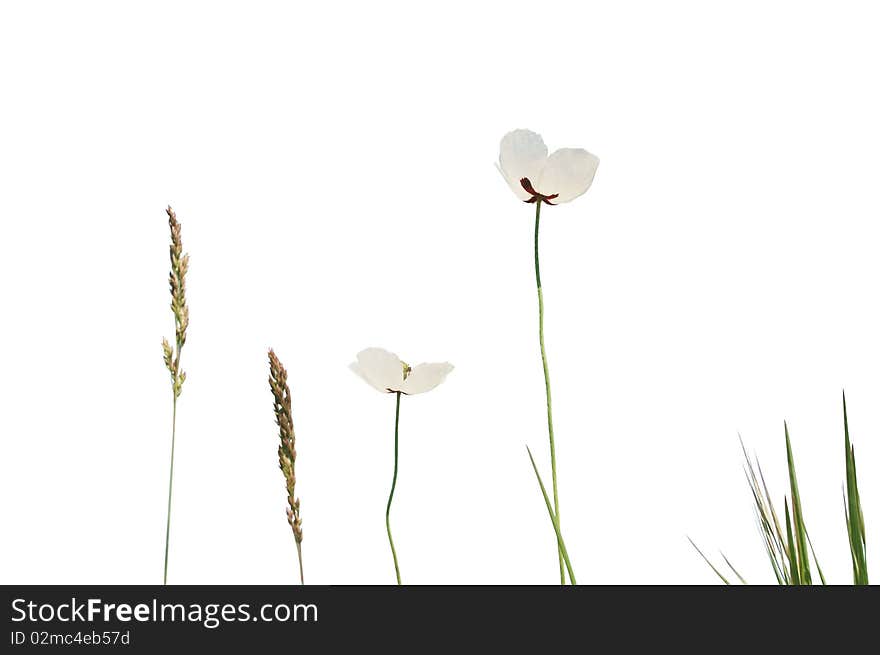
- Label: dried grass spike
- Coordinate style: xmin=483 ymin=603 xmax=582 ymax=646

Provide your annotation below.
xmin=164 ymin=206 xmax=189 ymax=397
xmin=269 ymin=348 xmax=304 ymax=584
xmin=161 ymin=205 xmax=191 ymax=585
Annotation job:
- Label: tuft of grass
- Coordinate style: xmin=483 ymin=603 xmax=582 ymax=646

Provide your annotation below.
xmin=693 ymin=394 xmax=870 ymax=584
xmin=268 ymin=349 xmax=304 ymax=584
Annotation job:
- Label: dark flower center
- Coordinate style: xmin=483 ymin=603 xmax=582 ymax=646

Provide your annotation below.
xmin=520 ymin=177 xmax=558 ymax=205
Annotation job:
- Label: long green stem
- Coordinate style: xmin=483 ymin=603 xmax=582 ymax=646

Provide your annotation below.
xmin=163 ymin=395 xmax=177 ymax=585
xmin=296 ymin=542 xmax=304 ymax=585
xmin=534 ymin=200 xmax=565 ymax=584
xmin=386 ymin=391 xmax=402 ymax=584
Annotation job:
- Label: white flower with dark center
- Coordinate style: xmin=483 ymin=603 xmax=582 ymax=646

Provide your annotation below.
xmin=350 ymin=346 xmax=453 ymax=584
xmin=497 ymin=129 xmax=599 ymax=205
xmin=497 ymin=128 xmax=600 ymax=585
xmin=350 ymin=347 xmax=453 ymax=395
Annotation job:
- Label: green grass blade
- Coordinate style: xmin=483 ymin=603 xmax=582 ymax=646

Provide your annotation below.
xmin=843 ymin=487 xmax=860 ymax=582
xmin=720 ymin=552 xmax=747 ymax=584
xmin=688 ymin=537 xmax=731 ymax=585
xmin=741 ymin=437 xmax=789 ymax=583
xmin=842 ymin=392 xmax=868 ymax=584
xmin=851 ymin=446 xmax=867 ymax=583
xmin=784 ymin=500 xmax=800 ymax=585
xmin=526 ymin=446 xmax=576 ymax=584
xmin=756 ymin=458 xmax=789 ymax=569
xmin=750 ymin=498 xmax=785 ymax=584
xmin=852 ymin=447 xmax=865 ymax=544
xmin=805 ymin=527 xmax=826 ymax=585
xmin=784 ymin=423 xmax=811 ymax=584
xmin=759 ymin=526 xmax=786 ymax=585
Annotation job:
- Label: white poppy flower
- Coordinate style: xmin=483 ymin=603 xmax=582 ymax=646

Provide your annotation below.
xmin=497 ymin=129 xmax=599 ymax=205
xmin=350 ymin=347 xmax=453 ymax=395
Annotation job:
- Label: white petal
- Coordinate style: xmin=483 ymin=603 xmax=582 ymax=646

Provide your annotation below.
xmin=495 ymin=162 xmax=531 ymax=202
xmin=536 ymin=148 xmax=599 ymax=204
xmin=350 ymin=347 xmax=404 ymax=393
xmin=400 ymin=362 xmax=454 ymax=395
xmin=498 ymin=129 xmax=548 ymax=201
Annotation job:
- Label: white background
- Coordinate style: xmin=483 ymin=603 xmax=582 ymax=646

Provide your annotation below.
xmin=1 ymin=1 xmax=879 ymax=585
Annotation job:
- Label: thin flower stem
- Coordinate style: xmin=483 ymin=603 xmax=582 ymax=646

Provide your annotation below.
xmin=386 ymin=391 xmax=403 ymax=584
xmin=163 ymin=395 xmax=177 ymax=585
xmin=296 ymin=542 xmax=304 ymax=585
xmin=534 ymin=200 xmax=565 ymax=584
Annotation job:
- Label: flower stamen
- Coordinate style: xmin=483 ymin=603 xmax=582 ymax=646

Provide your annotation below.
xmin=520 ymin=177 xmax=558 ymax=205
